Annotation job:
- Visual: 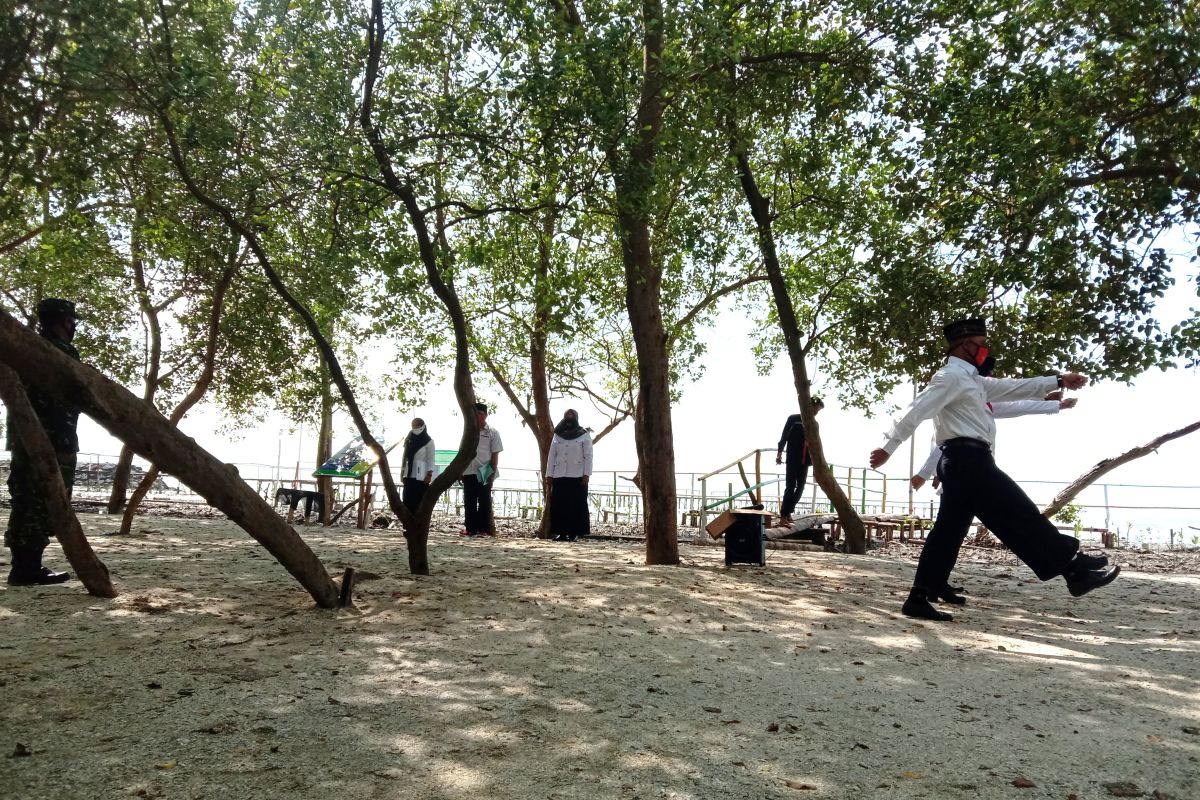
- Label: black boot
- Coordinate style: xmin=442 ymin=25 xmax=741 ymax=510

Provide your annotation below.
xmin=6 ymin=548 xmax=70 ymax=586
xmin=6 ymin=549 xmax=35 ymax=584
xmin=1065 ymin=564 xmax=1120 ymax=598
xmin=935 ymin=585 xmax=967 ymax=605
xmin=902 ymin=587 xmax=953 ymax=621
xmin=1071 ymin=551 xmax=1109 ymax=571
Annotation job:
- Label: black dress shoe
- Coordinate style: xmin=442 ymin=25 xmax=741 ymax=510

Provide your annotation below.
xmin=902 ymin=588 xmax=953 ymax=621
xmin=947 ymin=583 xmax=966 ymax=594
xmin=935 ymin=585 xmax=967 ymax=605
xmin=1072 ymin=551 xmax=1109 ymax=571
xmin=1066 ymin=565 xmax=1120 ymax=597
xmin=7 ymin=566 xmax=71 ymax=586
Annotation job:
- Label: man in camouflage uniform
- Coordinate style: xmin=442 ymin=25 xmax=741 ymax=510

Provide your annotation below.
xmin=5 ymin=298 xmax=80 ymax=585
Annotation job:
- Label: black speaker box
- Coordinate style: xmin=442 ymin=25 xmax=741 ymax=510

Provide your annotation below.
xmin=724 ymin=512 xmax=766 ymax=566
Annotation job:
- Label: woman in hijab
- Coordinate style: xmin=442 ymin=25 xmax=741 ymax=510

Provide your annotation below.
xmin=544 ymin=409 xmax=593 ymax=541
xmin=402 ymin=418 xmax=436 ymax=513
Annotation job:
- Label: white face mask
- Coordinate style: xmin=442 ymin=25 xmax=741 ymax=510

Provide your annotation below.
xmin=411 ymin=425 xmax=425 ymax=435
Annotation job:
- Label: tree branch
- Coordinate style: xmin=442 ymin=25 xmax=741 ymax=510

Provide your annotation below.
xmin=669 ymin=272 xmax=768 ymax=343
xmin=1042 ymin=420 xmax=1200 ymax=518
xmin=0 ymin=201 xmax=135 ymax=255
xmin=736 ymin=49 xmax=852 ymax=67
xmin=1063 ymin=162 xmax=1199 ymax=193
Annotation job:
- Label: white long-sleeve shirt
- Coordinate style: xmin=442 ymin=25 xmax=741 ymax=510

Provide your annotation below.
xmin=404 ymin=439 xmax=438 ymax=480
xmin=914 ymin=399 xmax=1062 ymax=479
xmin=881 ymin=357 xmax=1059 ymax=456
xmin=545 ymin=432 xmax=594 ymax=478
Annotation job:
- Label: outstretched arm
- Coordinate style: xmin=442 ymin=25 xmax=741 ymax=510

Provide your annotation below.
xmin=992 ymin=399 xmax=1061 ymax=418
xmin=871 ymin=371 xmax=959 ymax=467
xmin=984 ymin=372 xmax=1086 ymax=403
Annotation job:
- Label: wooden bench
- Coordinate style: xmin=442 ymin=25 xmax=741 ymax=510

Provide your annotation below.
xmin=867 ymin=520 xmax=899 ymax=542
xmin=895 ymin=518 xmax=929 ymax=542
xmin=519 ymin=505 xmax=543 ymax=519
xmin=1054 ymin=525 xmax=1115 ymax=547
xmin=681 ymin=509 xmax=703 ymax=527
xmin=600 ymin=508 xmax=622 ymax=523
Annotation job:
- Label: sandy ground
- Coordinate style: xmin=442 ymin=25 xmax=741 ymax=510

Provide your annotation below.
xmin=1 ymin=511 xmax=1198 ymax=800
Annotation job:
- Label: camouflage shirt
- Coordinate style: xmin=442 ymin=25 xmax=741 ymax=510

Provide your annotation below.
xmin=4 ymin=335 xmax=81 ymax=454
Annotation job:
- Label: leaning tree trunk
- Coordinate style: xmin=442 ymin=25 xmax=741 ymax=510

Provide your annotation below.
xmin=728 ymin=139 xmax=867 ymax=553
xmin=0 ymin=311 xmax=341 ymax=608
xmin=1042 ymin=419 xmax=1200 ymax=518
xmin=0 ymin=364 xmax=116 ymax=598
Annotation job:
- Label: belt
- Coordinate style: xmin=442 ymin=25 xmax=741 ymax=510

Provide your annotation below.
xmin=940 ymin=437 xmax=991 ymax=452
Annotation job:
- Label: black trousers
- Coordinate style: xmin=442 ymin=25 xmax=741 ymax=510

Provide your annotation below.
xmin=549 ymin=477 xmax=590 ymax=537
xmin=780 ymin=460 xmax=809 ymax=517
xmin=912 ymin=444 xmax=1079 ymax=590
xmin=5 ymin=447 xmax=76 ymax=551
xmin=461 ymin=475 xmax=492 ymax=535
xmin=402 ymin=478 xmax=428 ymax=514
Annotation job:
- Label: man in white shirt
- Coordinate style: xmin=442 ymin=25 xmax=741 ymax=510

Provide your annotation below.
xmin=869 ymin=318 xmax=1119 ymax=621
xmin=910 ymin=395 xmax=1077 ymax=489
xmin=461 ymin=402 xmax=503 ymax=537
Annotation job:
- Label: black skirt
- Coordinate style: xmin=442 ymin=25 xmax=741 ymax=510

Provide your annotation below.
xmin=550 ymin=477 xmax=590 ymax=537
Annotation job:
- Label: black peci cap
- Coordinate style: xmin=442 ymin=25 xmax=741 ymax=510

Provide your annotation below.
xmin=943 ymin=317 xmax=986 ymax=343
xmin=37 ymin=298 xmax=77 ymax=323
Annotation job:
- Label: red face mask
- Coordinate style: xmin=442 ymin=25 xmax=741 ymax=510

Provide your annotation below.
xmin=973 ymin=345 xmax=990 ymax=368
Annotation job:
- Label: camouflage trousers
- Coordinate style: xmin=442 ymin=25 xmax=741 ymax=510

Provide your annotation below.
xmin=4 ymin=447 xmax=76 ymax=552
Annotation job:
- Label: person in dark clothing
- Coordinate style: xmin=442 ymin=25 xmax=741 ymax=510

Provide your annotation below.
xmin=5 ymin=298 xmax=79 ymax=586
xmin=544 ymin=409 xmax=593 ymax=542
xmin=460 ymin=403 xmax=503 ymax=537
xmin=775 ymin=398 xmax=824 ymax=524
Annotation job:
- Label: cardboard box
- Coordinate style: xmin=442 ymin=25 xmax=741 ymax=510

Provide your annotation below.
xmin=706 ymin=508 xmax=773 ymax=540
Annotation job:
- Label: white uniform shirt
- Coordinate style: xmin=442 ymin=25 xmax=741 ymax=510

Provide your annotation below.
xmin=404 ymin=439 xmax=438 ymax=481
xmin=467 ymin=425 xmax=503 ymax=473
xmin=914 ymin=399 xmax=1062 ymax=479
xmin=881 ymin=357 xmax=1058 ymax=456
xmin=545 ymin=432 xmax=594 ymax=479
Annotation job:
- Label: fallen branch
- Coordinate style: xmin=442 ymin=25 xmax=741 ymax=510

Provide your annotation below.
xmin=1042 ymin=419 xmax=1200 ymax=518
